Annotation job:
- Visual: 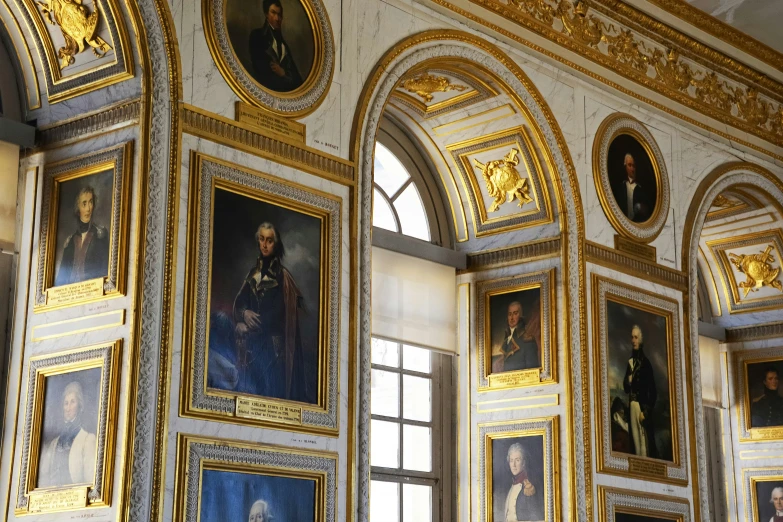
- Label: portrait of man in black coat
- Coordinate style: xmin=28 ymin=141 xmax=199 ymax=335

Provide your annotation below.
xmin=607 ymin=134 xmax=658 ymax=224
xmin=622 ymin=324 xmax=658 ymax=459
xmin=249 ymin=0 xmax=304 ymax=92
xmin=750 ymin=365 xmax=783 ymax=429
xmin=491 ymin=298 xmax=541 ymax=375
xmin=54 ymin=185 xmax=109 ymax=287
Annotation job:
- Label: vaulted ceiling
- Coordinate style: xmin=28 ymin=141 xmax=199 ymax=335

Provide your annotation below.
xmin=685 ymin=0 xmax=783 ymax=53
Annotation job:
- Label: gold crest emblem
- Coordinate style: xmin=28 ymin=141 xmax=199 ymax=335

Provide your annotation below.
xmin=37 ymin=0 xmax=112 ymax=69
xmin=400 ymin=73 xmax=467 ymax=103
xmin=729 ymin=245 xmax=783 ymax=297
xmin=473 ymin=148 xmax=533 ymax=213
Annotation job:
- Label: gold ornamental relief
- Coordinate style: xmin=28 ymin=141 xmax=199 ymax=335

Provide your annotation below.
xmin=729 ymin=245 xmax=783 ymax=297
xmin=473 ymin=148 xmax=533 ymax=212
xmin=400 ymin=73 xmax=467 ymax=103
xmin=557 ymin=0 xmax=608 ymax=47
xmin=37 ymin=0 xmax=112 ymax=69
xmin=712 ymin=194 xmax=741 ymax=210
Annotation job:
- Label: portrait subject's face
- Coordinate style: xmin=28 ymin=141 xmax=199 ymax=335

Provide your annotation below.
xmin=765 ymin=371 xmax=780 ymax=391
xmin=631 ymin=328 xmax=642 ymax=351
xmin=266 ymin=4 xmax=282 ymax=30
xmin=257 ymin=228 xmax=276 ymax=258
xmin=507 ymin=449 xmax=524 ymax=476
xmin=62 ymin=391 xmax=80 ymax=422
xmin=773 ymin=490 xmax=783 ymax=511
xmin=507 ymin=303 xmax=522 ymax=329
xmin=624 ymin=155 xmax=636 ymax=181
xmin=248 ymin=503 xmax=265 ymax=522
xmin=77 ymin=191 xmax=95 ymax=224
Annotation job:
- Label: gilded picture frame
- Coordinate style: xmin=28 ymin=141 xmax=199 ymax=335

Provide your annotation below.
xmin=203 ymin=0 xmax=334 ymax=117
xmin=478 ymin=416 xmax=559 ymax=522
xmin=592 ymin=274 xmax=687 ymax=484
xmin=14 ymin=340 xmax=121 ymax=514
xmin=744 ymin=469 xmax=783 ymax=522
xmin=181 ymin=152 xmax=341 ymax=435
xmin=34 ymin=142 xmax=133 ymax=312
xmin=173 ymin=434 xmax=336 ymax=522
xmin=598 ymin=486 xmax=690 ymax=522
xmin=734 ymin=347 xmax=783 ymax=442
xmin=476 ymin=269 xmax=556 ymax=391
xmin=592 ymin=113 xmax=670 ymax=244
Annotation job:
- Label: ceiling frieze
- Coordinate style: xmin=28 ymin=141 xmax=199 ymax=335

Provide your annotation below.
xmin=428 ymin=0 xmax=783 ymax=150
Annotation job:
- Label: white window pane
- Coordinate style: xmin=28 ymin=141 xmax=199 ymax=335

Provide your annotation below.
xmin=402 ymin=344 xmax=431 ymax=373
xmin=403 ymin=484 xmax=432 ymax=522
xmin=371 ymin=480 xmax=400 ymax=522
xmin=394 ymin=184 xmax=430 ymax=241
xmin=372 ymin=369 xmax=399 ymax=417
xmin=402 ymin=375 xmax=431 ymax=422
xmin=372 ymin=338 xmax=399 ymax=367
xmin=373 ymin=189 xmax=398 ymax=232
xmin=403 ymin=425 xmax=431 ymax=472
xmin=371 ymin=419 xmax=400 ymax=468
xmin=374 ymin=143 xmax=410 ymax=196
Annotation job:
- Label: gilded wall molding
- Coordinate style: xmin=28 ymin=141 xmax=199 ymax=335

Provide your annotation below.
xmin=37 ymin=98 xmax=140 ymax=148
xmin=181 ymin=104 xmax=355 ymax=185
xmin=429 ymin=0 xmax=783 ymax=152
xmin=726 ymin=321 xmax=783 ymax=343
xmin=459 ymin=236 xmax=561 ymax=273
xmin=585 ymin=240 xmax=687 ymax=290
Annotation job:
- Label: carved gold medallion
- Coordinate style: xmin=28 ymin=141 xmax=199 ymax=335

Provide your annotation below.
xmin=37 ymin=0 xmax=112 ymax=69
xmin=400 ymin=73 xmax=467 ymax=103
xmin=473 ymin=148 xmax=533 ymax=212
xmin=729 ymin=245 xmax=783 ymax=297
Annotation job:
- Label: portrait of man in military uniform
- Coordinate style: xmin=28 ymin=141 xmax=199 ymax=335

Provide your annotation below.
xmin=606 ymin=300 xmax=674 ymax=463
xmin=748 ymin=361 xmax=783 ymax=429
xmin=754 ymin=480 xmax=783 ymax=522
xmin=491 ymin=435 xmax=546 ymax=522
xmin=205 ymin=187 xmax=321 ymax=405
xmin=488 ymin=287 xmax=542 ymax=375
xmin=52 ymin=169 xmax=114 ymax=288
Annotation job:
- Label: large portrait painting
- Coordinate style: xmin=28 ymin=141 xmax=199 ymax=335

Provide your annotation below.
xmin=35 ymin=142 xmax=132 ymax=311
xmin=593 ymin=114 xmax=669 ymax=243
xmin=182 ymin=153 xmax=341 ymax=434
xmin=15 ymin=341 xmax=120 ymax=514
xmin=477 ymin=270 xmax=555 ymax=390
xmin=174 ymin=435 xmax=336 ymax=522
xmin=592 ymin=275 xmax=686 ymax=484
xmin=598 ymin=486 xmax=689 ymax=522
xmin=479 ymin=417 xmax=558 ymax=522
xmin=203 ymin=0 xmax=334 ymax=115
xmin=735 ymin=349 xmax=783 ymax=442
xmin=746 ymin=472 xmax=783 ymax=522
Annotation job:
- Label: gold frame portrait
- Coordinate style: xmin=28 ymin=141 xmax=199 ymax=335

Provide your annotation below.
xmin=479 ymin=416 xmax=559 ymax=522
xmin=14 ymin=341 xmax=121 ymax=514
xmin=476 ymin=269 xmax=556 ymax=391
xmin=592 ymin=113 xmax=670 ymax=244
xmin=735 ymin=348 xmax=783 ymax=442
xmin=180 ymin=152 xmax=341 ymax=435
xmin=173 ymin=434 xmax=336 ymax=522
xmin=592 ymin=274 xmax=687 ymax=485
xmin=34 ymin=142 xmax=133 ymax=312
xmin=202 ymin=0 xmax=335 ymax=117
xmin=598 ymin=486 xmax=690 ymax=522
xmin=745 ymin=470 xmax=783 ymax=522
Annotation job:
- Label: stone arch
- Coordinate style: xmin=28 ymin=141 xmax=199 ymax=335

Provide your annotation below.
xmin=350 ymin=29 xmax=587 ymax=520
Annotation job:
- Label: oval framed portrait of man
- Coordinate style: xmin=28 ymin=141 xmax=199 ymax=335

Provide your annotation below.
xmin=203 ymin=0 xmax=334 ymax=116
xmin=592 ymin=113 xmax=670 ymax=244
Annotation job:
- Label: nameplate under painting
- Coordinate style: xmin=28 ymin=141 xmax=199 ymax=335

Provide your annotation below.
xmin=235 ymin=102 xmax=306 ymax=143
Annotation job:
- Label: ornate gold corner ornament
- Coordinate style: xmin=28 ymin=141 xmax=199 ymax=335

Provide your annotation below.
xmin=438 ymin=0 xmax=783 ymax=148
xmin=729 ymin=245 xmax=783 ymax=297
xmin=400 ymin=72 xmax=468 ymax=102
xmin=473 ymin=147 xmax=533 ymax=212
xmin=37 ymin=0 xmax=112 ymax=69
xmin=712 ymin=194 xmax=740 ymax=210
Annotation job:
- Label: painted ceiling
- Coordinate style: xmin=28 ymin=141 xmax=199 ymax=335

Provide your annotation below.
xmin=685 ymin=0 xmax=783 ymax=53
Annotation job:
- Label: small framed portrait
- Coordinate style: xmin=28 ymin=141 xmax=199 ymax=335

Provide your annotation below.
xmin=15 ymin=341 xmax=121 ymax=514
xmin=181 ymin=153 xmax=341 ymax=434
xmin=34 ymin=142 xmax=133 ymax=311
xmin=479 ymin=417 xmax=558 ymax=522
xmin=592 ymin=113 xmax=669 ymax=243
xmin=592 ymin=274 xmax=687 ymax=484
xmin=598 ymin=486 xmax=690 ymax=522
xmin=477 ymin=269 xmax=555 ymax=390
xmin=174 ymin=434 xmax=336 ymax=522
xmin=735 ymin=349 xmax=783 ymax=442
xmin=203 ymin=0 xmax=334 ymax=116
xmin=745 ymin=470 xmax=783 ymax=522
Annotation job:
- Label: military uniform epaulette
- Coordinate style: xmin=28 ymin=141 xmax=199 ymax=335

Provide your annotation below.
xmin=95 ymin=224 xmax=107 ymax=239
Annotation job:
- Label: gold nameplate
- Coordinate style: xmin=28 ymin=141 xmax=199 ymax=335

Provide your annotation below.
xmin=27 ymin=486 xmax=88 ymax=513
xmin=628 ymin=457 xmax=667 ymax=478
xmin=46 ymin=278 xmax=104 ymax=306
xmin=614 ymin=235 xmax=657 ymax=263
xmin=235 ymin=397 xmax=302 ymax=425
xmin=235 ymin=102 xmax=306 ymax=143
xmin=488 ymin=368 xmax=540 ymax=388
xmin=751 ymin=427 xmax=783 ymax=440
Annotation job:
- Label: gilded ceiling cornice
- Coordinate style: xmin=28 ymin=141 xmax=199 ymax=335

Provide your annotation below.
xmin=36 ymin=98 xmax=140 ymax=148
xmin=458 ymin=236 xmax=561 ymax=273
xmin=586 ymin=240 xmax=688 ymax=290
xmin=643 ymin=0 xmax=783 ymax=74
xmin=431 ymin=0 xmax=783 ymax=149
xmin=725 ymin=320 xmax=783 ymax=343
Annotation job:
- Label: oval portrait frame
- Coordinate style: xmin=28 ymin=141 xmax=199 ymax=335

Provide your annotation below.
xmin=203 ymin=0 xmax=335 ymax=118
xmin=592 ymin=113 xmax=670 ymax=243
